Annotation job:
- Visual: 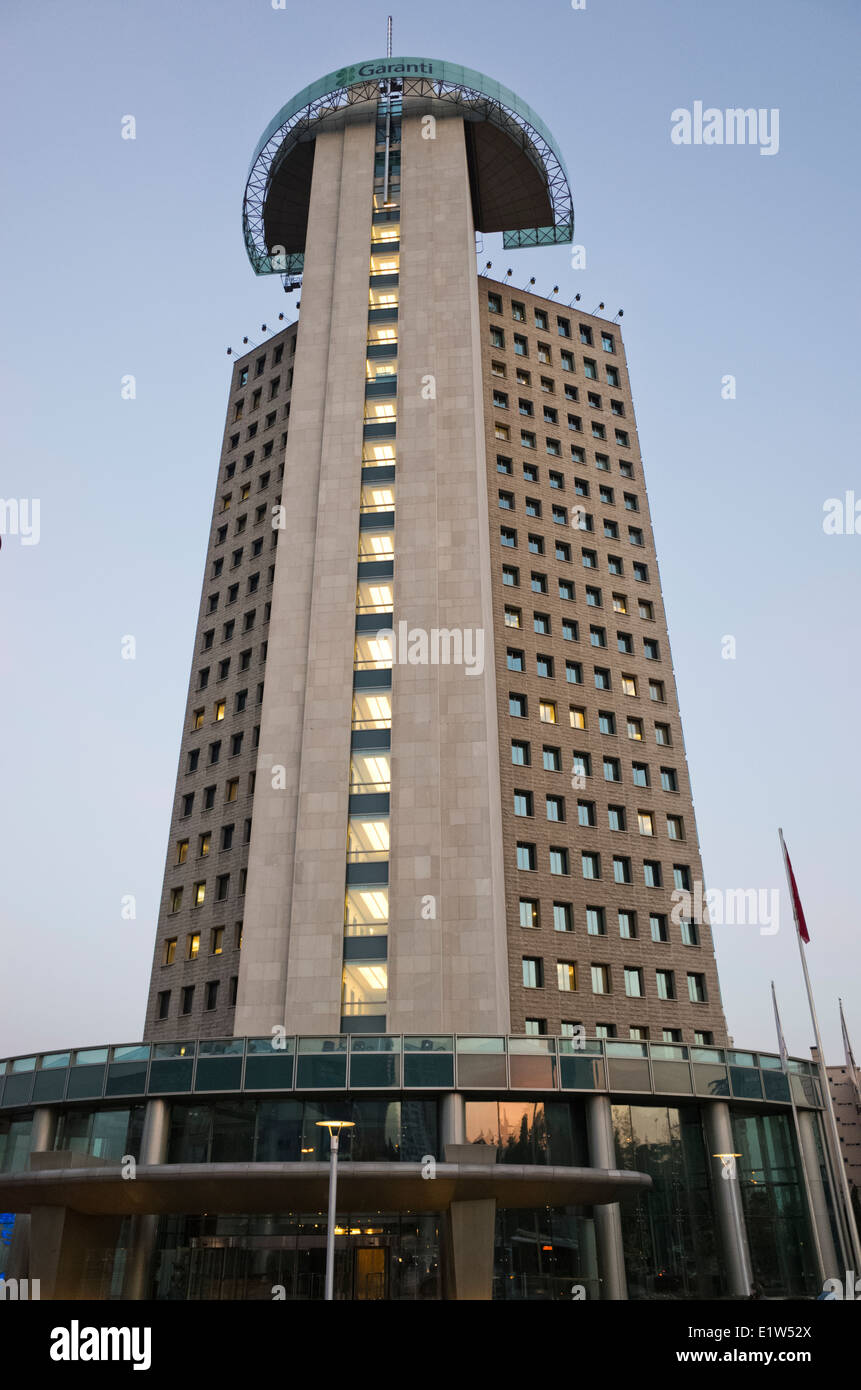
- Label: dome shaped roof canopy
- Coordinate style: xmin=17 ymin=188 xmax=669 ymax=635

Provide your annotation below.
xmin=243 ymin=56 xmax=574 ymax=276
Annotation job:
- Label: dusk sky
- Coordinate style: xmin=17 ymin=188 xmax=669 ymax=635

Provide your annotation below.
xmin=1 ymin=0 xmax=858 ymax=1062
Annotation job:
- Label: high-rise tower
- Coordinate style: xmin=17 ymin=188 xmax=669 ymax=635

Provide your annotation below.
xmin=143 ymin=55 xmax=726 ymax=1047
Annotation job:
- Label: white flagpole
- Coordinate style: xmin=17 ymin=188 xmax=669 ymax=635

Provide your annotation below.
xmin=772 ymin=980 xmax=825 ymax=1283
xmin=839 ymin=998 xmax=861 ymax=1111
xmin=779 ymin=828 xmax=861 ymax=1271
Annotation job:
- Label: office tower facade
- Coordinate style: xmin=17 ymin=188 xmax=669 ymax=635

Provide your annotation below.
xmin=144 ymin=57 xmax=727 ymax=1050
xmin=1 ymin=55 xmax=844 ymax=1304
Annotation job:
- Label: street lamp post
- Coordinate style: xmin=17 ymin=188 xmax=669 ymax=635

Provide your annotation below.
xmin=316 ymin=1119 xmax=355 ymax=1301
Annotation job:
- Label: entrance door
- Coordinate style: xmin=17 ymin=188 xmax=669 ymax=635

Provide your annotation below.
xmin=354 ymin=1247 xmax=386 ymax=1300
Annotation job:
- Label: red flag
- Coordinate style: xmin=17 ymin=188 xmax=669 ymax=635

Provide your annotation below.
xmin=779 ymin=830 xmax=810 ymax=944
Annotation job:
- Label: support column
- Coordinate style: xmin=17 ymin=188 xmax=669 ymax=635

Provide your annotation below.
xmin=440 ymin=1093 xmax=465 ymax=1150
xmin=586 ymin=1095 xmax=627 ymax=1300
xmin=123 ymin=1099 xmax=170 ymax=1301
xmin=797 ymin=1108 xmax=841 ymax=1282
xmin=704 ymin=1100 xmax=754 ymax=1297
xmin=447 ymin=1199 xmax=496 ymax=1301
xmin=6 ymin=1108 xmax=59 ymax=1280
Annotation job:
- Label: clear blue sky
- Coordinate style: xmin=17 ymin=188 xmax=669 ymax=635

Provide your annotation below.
xmin=1 ymin=0 xmax=858 ymax=1062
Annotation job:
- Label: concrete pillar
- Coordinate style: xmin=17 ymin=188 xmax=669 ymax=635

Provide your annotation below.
xmin=123 ymin=1099 xmax=170 ymax=1301
xmin=448 ymin=1199 xmax=497 ymax=1300
xmin=440 ymin=1093 xmax=465 ymax=1150
xmin=27 ymin=1152 xmax=119 ymax=1300
xmin=30 ymin=1107 xmax=58 ymax=1153
xmin=5 ymin=1107 xmax=60 ymax=1280
xmin=703 ymin=1101 xmax=754 ymax=1297
xmin=586 ymin=1094 xmax=627 ymax=1300
xmin=797 ymin=1108 xmax=841 ymax=1282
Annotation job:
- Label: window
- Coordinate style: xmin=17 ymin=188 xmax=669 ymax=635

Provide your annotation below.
xmin=543 ymin=746 xmax=562 ymax=772
xmin=501 ymin=526 xmax=517 ymax=548
xmin=656 ymin=969 xmax=675 ymax=1000
xmin=617 ymin=632 xmax=633 ymax=654
xmin=163 ymin=937 xmax=177 ymax=966
xmin=488 ymin=292 xmax=502 ymax=313
xmin=498 ymin=490 xmax=514 ymax=510
xmin=554 ymin=903 xmax=573 ymax=933
xmin=509 ymin=693 xmax=527 ymax=718
xmin=514 ymin=790 xmax=533 ymax=818
xmin=225 ymin=778 xmax=239 ymax=802
xmin=673 ymin=865 xmax=692 ymax=892
xmin=613 ymin=856 xmax=632 ymax=884
xmin=507 ymin=648 xmax=524 ymax=672
xmin=519 ymin=899 xmax=540 ymax=929
xmin=516 ymin=842 xmax=537 ymax=871
xmin=522 ymin=958 xmax=543 ymax=988
xmin=198 ymin=832 xmax=211 ymax=858
xmin=502 ymin=565 xmax=519 ymax=586
xmin=579 ymin=325 xmax=593 ymax=346
xmin=527 ymin=534 xmax=543 ymax=555
xmin=594 ymin=668 xmax=611 ymax=690
xmin=511 ymin=741 xmax=530 ymax=765
xmin=531 ymin=573 xmax=548 ymax=594
xmin=555 ymin=541 xmax=571 ymax=562
xmin=681 ymin=919 xmax=699 ymax=947
xmin=688 ymin=973 xmax=707 ymax=1003
xmin=615 ymin=430 xmax=630 ymax=448
xmin=591 ymin=964 xmax=610 ymax=994
xmin=608 ymin=805 xmax=626 ymax=831
xmin=581 ymin=549 xmax=597 ymax=568
xmin=577 ymin=800 xmax=595 ymax=827
xmin=660 ymin=767 xmax=678 ymax=793
xmin=603 ymin=757 xmax=621 ymax=782
xmin=550 ymin=847 xmax=570 ymax=876
xmin=625 ymin=968 xmax=643 ymax=998
xmin=490 ymin=327 xmax=505 ymax=349
xmin=524 ymin=1019 xmax=546 ymax=1036
xmin=571 ymin=752 xmax=591 ymax=779
xmin=586 ymin=907 xmax=606 ymax=937
xmin=539 ymin=700 xmax=557 ymax=724
xmin=549 ymin=470 xmax=564 ymax=490
xmin=694 ymin=1030 xmax=713 ymax=1046
xmin=176 ymin=840 xmax=189 ymax=865
xmin=589 ymin=626 xmax=606 ymax=648
xmin=667 ymin=815 xmax=684 ymax=841
xmin=523 ymin=463 xmax=538 ymax=482
xmin=514 ymin=334 xmax=528 ymax=356
xmin=644 ymin=638 xmax=660 ymax=661
xmin=536 ymin=654 xmax=553 ymax=678
xmin=649 ymin=680 xmax=665 ymax=702
xmin=559 ymin=580 xmax=575 ymax=601
xmin=628 ymin=526 xmax=644 ymax=547
xmin=181 ymin=793 xmax=195 ymax=818
xmin=187 ymin=750 xmax=200 ymax=774
xmin=608 ymin=555 xmax=623 ymax=576
xmin=205 ymin=981 xmax=219 ymax=1011
xmin=618 ymin=910 xmax=636 ymax=939
xmin=634 ymin=562 xmax=649 ymax=582
xmin=581 ymin=851 xmax=600 ymax=879
xmin=627 ymin=718 xmax=643 ymax=741
xmin=157 ymin=991 xmax=170 ymax=1020
xmin=561 ymin=350 xmax=574 ymax=371
xmin=638 ymin=811 xmax=654 ymax=837
xmin=557 ymin=962 xmax=577 ymax=992
xmin=533 ymin=612 xmax=550 ymax=635
xmin=644 ymin=861 xmax=662 ymax=888
xmin=655 ymin=723 xmax=671 ymax=746
xmin=180 ymin=985 xmax=195 ymax=1015
xmin=632 ymin=763 xmax=649 ymax=787
xmin=497 ymin=454 xmax=513 ymax=475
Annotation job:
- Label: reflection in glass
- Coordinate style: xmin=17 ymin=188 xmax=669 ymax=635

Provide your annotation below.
xmin=344 ymin=887 xmax=389 ymax=936
xmin=355 ymin=579 xmax=394 ymax=613
xmin=346 ymin=816 xmax=389 ymax=861
xmin=357 ymin=528 xmax=394 ymax=561
xmin=342 ymin=962 xmax=388 ymax=1015
xmin=360 ymin=484 xmax=395 ymax=513
xmin=351 ymin=690 xmax=392 ymax=729
xmin=354 ymin=631 xmax=393 ymax=669
xmin=349 ymin=751 xmax=391 ymax=793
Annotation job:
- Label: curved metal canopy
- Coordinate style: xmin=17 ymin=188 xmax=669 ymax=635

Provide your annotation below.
xmin=243 ymin=56 xmax=574 ymax=277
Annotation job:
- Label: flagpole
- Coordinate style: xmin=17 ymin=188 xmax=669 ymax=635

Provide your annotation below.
xmin=779 ymin=828 xmax=861 ymax=1272
xmin=772 ymin=981 xmax=826 ymax=1284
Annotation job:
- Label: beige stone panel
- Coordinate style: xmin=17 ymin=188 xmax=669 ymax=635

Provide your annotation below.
xmin=385 ymin=108 xmax=510 ymax=1036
